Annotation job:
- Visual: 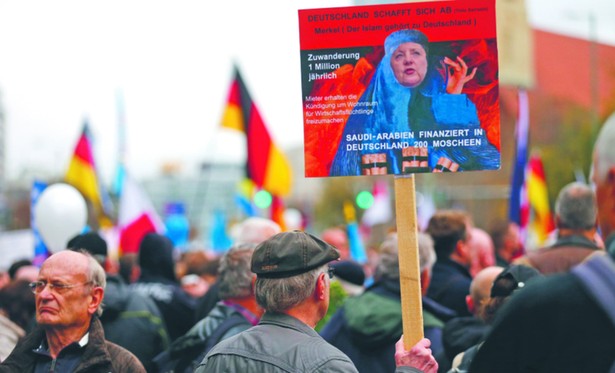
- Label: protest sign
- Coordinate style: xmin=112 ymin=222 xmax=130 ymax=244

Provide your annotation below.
xmin=299 ymin=0 xmax=499 ymax=348
xmin=299 ymin=0 xmax=500 ymax=178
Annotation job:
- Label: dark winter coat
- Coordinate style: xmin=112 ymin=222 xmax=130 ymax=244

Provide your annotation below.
xmin=426 ymin=258 xmax=472 ymax=317
xmin=100 ymin=274 xmax=169 ymax=371
xmin=0 ymin=317 xmax=145 ymax=372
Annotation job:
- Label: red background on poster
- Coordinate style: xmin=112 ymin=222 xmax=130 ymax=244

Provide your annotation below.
xmin=299 ymin=0 xmax=499 ymax=177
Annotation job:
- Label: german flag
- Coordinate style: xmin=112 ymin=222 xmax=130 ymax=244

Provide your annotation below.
xmin=65 ymin=122 xmax=114 ymax=228
xmin=525 ymin=153 xmax=555 ymax=246
xmin=221 ymin=66 xmax=292 ymax=197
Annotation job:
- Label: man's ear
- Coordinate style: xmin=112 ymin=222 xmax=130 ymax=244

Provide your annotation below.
xmin=314 ymin=272 xmax=327 ymax=301
xmin=456 ymin=239 xmax=470 ymax=260
xmin=420 ymin=269 xmax=430 ymax=296
xmin=466 ymin=294 xmax=475 ymax=314
xmin=88 ymin=287 xmax=104 ymax=315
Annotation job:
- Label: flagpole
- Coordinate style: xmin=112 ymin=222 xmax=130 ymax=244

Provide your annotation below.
xmin=112 ymin=89 xmax=127 ymax=198
xmin=394 ymin=174 xmax=424 ymax=348
xmin=508 ymin=89 xmax=529 ymax=226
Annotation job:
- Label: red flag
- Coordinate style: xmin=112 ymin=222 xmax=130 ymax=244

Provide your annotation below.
xmin=65 ymin=121 xmax=113 ymax=228
xmin=221 ymin=66 xmax=292 ymax=197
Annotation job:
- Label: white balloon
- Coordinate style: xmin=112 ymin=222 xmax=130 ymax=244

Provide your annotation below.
xmin=34 ymin=183 xmax=88 ymax=254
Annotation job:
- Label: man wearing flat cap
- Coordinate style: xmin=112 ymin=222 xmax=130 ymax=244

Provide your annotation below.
xmin=195 ymin=230 xmax=356 ymax=372
xmin=195 ymin=231 xmax=438 ymax=373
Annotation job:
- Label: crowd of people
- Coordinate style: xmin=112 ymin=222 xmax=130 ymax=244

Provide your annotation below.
xmin=0 ymin=112 xmax=614 ymax=372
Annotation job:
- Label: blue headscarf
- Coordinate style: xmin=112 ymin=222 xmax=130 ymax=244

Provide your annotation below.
xmin=329 ymin=29 xmax=499 ymax=176
xmin=330 ymin=29 xmax=442 ymax=175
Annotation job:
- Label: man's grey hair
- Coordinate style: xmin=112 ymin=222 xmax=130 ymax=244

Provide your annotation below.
xmin=592 ymin=112 xmax=615 ymax=184
xmin=374 ymin=232 xmax=436 ymax=281
xmin=80 ymin=250 xmax=106 ymax=317
xmin=255 ymin=264 xmax=327 ymax=313
xmin=218 ymin=244 xmax=256 ymax=300
xmin=555 ymin=182 xmax=597 ymax=230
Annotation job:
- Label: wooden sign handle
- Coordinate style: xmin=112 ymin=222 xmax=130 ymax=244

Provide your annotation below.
xmin=394 ymin=174 xmax=424 ymax=349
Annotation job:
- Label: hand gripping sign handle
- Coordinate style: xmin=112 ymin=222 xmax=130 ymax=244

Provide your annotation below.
xmin=394 ymin=174 xmax=424 ymax=349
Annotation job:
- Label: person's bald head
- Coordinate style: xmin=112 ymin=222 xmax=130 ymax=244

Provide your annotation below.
xmin=467 ymin=266 xmax=504 ymax=316
xmin=41 ymin=250 xmax=89 ymax=276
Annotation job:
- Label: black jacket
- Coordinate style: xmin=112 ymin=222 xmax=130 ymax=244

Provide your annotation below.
xmin=101 ymin=274 xmax=169 ymax=371
xmin=134 ymin=233 xmax=197 ymax=342
xmin=131 ymin=275 xmax=196 ymax=342
xmin=440 ymin=316 xmax=489 ymax=371
xmin=427 ymin=258 xmax=472 ymax=317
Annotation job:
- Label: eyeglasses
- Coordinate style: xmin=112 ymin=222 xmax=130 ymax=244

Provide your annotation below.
xmin=29 ymin=281 xmax=92 ymax=294
xmin=327 ymin=266 xmax=335 ymax=279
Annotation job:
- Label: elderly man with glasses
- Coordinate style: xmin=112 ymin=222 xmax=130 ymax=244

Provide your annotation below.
xmin=0 ymin=250 xmax=145 ymax=372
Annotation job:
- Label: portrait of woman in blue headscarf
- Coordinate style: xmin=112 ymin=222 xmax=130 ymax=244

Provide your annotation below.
xmin=329 ymin=29 xmax=500 ymax=176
